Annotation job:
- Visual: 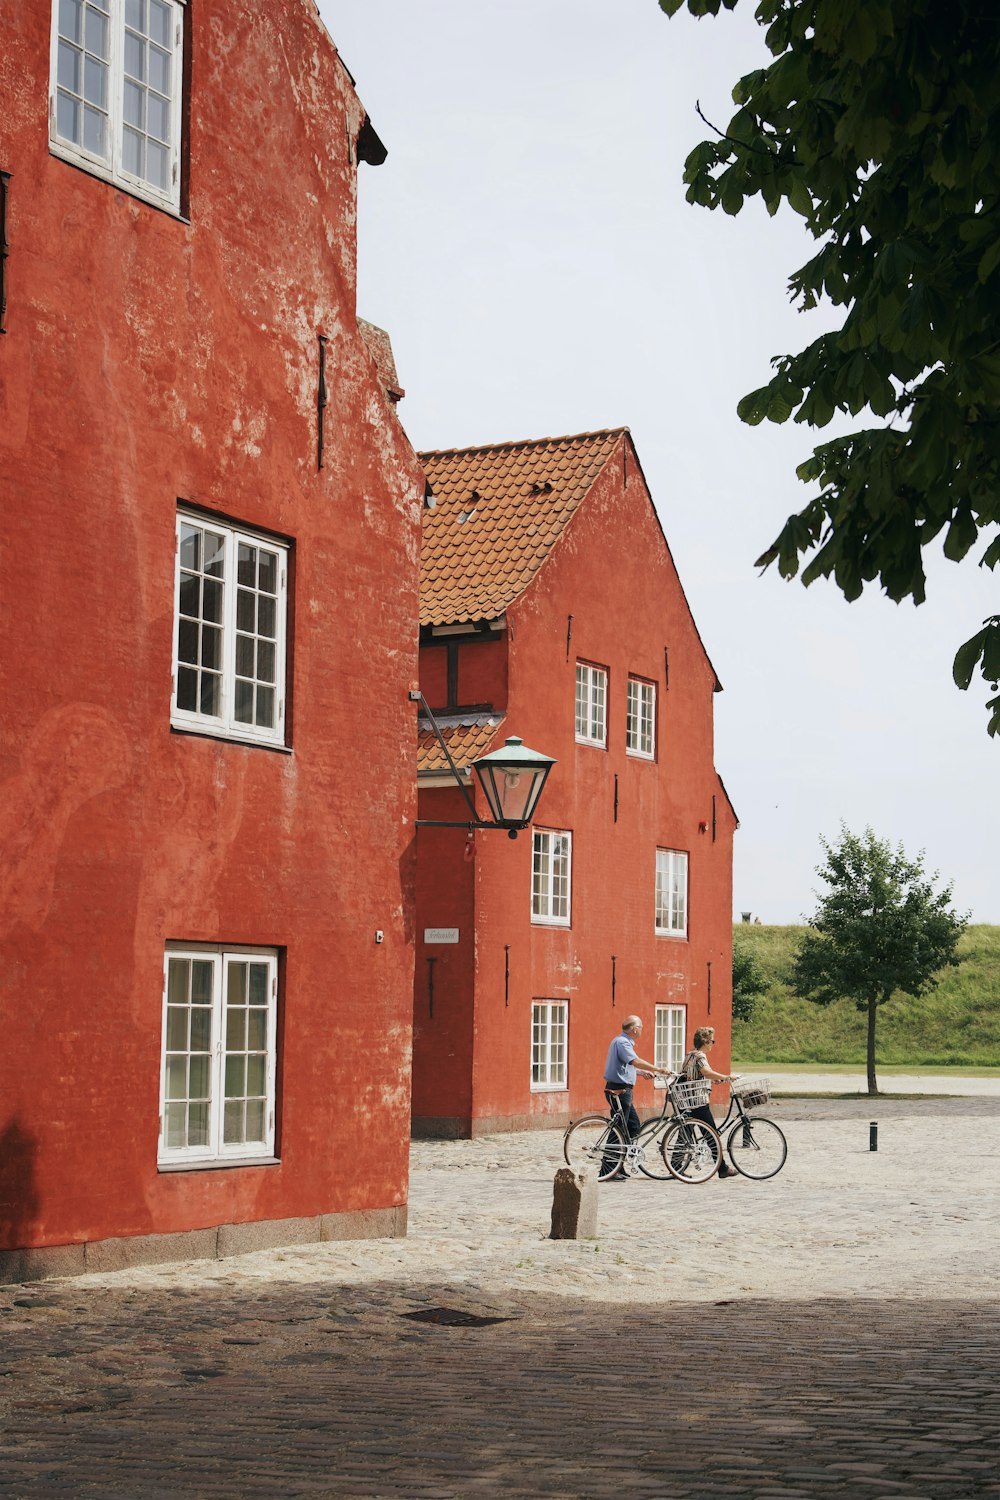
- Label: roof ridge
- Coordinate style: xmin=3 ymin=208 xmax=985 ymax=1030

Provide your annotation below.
xmin=418 ymin=426 xmax=629 ymax=460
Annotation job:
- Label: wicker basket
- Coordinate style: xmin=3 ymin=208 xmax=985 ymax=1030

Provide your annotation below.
xmin=669 ymin=1078 xmax=711 ymax=1111
xmin=731 ymin=1077 xmax=771 ymax=1108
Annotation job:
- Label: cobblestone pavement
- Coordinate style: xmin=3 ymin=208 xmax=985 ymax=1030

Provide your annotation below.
xmin=2 ymin=1098 xmax=999 ymax=1500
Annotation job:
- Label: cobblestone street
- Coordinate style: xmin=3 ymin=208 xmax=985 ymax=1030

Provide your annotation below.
xmin=2 ymin=1098 xmax=999 ymax=1499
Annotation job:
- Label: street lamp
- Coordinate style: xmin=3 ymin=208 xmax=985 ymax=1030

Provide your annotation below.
xmin=410 ymin=690 xmax=555 ymax=838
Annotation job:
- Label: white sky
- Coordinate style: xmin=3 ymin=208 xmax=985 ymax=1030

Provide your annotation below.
xmin=321 ymin=0 xmax=998 ymax=924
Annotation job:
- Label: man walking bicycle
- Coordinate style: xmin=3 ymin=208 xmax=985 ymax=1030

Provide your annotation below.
xmin=603 ymin=1015 xmax=669 ymax=1176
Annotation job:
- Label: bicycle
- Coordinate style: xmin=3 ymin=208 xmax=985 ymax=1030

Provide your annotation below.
xmin=563 ymin=1077 xmax=710 ymax=1184
xmin=712 ymin=1076 xmax=787 ymax=1179
xmin=658 ymin=1078 xmax=725 ymax=1184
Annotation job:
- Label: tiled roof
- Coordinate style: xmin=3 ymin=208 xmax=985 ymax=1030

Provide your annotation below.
xmin=418 ymin=429 xmax=626 ymax=626
xmin=417 ymin=713 xmax=505 ymax=774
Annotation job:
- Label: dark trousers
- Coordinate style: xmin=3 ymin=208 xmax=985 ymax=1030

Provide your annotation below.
xmin=687 ymin=1102 xmax=721 ymax=1162
xmin=605 ymin=1086 xmax=640 ymax=1140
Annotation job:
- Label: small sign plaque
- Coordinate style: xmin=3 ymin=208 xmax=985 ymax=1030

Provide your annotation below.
xmin=424 ymin=928 xmax=459 ymax=944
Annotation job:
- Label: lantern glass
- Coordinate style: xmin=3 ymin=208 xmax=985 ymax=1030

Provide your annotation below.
xmin=472 ymin=736 xmax=555 ymax=828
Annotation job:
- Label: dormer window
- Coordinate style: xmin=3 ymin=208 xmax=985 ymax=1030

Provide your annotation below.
xmin=49 ymin=0 xmax=186 ymax=214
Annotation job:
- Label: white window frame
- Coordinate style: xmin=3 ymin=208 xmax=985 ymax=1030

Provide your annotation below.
xmin=158 ymin=945 xmax=278 ymax=1169
xmin=530 ymin=1000 xmax=568 ymax=1091
xmin=49 ymin=0 xmax=186 ymax=215
xmin=531 ymin=828 xmax=572 ymax=927
xmin=626 ymin=676 xmax=657 ymax=759
xmin=575 ymin=661 xmax=607 ymax=747
xmin=172 ymin=510 xmax=289 ymax=749
xmin=654 ymin=1004 xmax=687 ymax=1084
xmin=655 ymin=848 xmax=688 ymax=938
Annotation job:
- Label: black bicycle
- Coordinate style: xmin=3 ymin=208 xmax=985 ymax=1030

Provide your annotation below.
xmin=710 ymin=1076 xmax=787 ymax=1180
xmin=562 ymin=1080 xmax=717 ymax=1184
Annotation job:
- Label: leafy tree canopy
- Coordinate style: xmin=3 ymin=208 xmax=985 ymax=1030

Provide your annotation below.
xmin=659 ymin=0 xmax=1000 ymax=732
xmin=732 ymin=936 xmax=769 ymax=1022
xmin=792 ymin=824 xmax=967 ymax=1090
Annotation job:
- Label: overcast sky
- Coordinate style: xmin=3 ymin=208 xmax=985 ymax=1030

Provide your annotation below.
xmin=321 ymin=0 xmax=997 ymax=925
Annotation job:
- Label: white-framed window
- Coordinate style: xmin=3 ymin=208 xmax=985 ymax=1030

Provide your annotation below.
xmin=159 ymin=945 xmax=278 ymax=1167
xmin=49 ymin=0 xmax=186 ymax=213
xmin=531 ymin=1000 xmax=568 ymax=1090
xmin=654 ymin=1004 xmax=686 ymax=1078
xmin=532 ymin=828 xmax=572 ymax=926
xmin=575 ymin=661 xmax=607 ymax=747
xmin=626 ymin=676 xmax=656 ymax=759
xmin=655 ymin=848 xmax=688 ymax=938
xmin=172 ymin=511 xmax=289 ymax=748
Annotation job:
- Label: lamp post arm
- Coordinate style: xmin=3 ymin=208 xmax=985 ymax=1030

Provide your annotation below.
xmin=409 ymin=690 xmax=481 ymax=824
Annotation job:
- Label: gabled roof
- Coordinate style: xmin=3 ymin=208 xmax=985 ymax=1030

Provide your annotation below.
xmin=418 ymin=429 xmax=626 ymax=627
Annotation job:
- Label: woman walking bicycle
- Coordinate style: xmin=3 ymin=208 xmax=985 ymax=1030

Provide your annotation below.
xmin=679 ymin=1026 xmax=738 ymax=1179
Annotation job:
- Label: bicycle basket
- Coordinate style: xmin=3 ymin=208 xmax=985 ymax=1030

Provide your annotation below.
xmin=731 ymin=1077 xmax=771 ymax=1108
xmin=669 ymin=1079 xmax=711 ymax=1111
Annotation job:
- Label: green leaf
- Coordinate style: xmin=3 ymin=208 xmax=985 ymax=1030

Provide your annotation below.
xmin=953 ymin=628 xmax=987 ymax=690
xmin=977 ymin=239 xmax=1000 ymax=284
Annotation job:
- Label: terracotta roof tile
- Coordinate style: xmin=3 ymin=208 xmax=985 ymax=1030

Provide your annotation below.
xmin=417 ymin=714 xmax=505 ymax=774
xmin=419 ymin=429 xmax=626 ymax=626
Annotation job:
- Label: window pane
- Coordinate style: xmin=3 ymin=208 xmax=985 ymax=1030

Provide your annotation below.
xmin=83 ymin=55 xmax=107 ymax=107
xmin=234 ymin=680 xmax=253 ymax=724
xmin=147 ymin=91 xmax=169 ymax=142
xmin=188 ymin=1054 xmax=210 ymax=1100
xmin=255 ymin=686 xmax=274 ymax=728
xmin=246 ymin=1056 xmax=265 ymax=1097
xmin=199 ymin=671 xmax=221 ymax=717
xmin=84 ymin=7 xmax=109 ymax=58
xmin=191 ymin=961 xmax=213 ymax=1006
xmin=147 ymin=139 xmax=168 ymax=190
xmin=203 ymin=532 xmax=225 ymax=577
xmin=235 ymin=634 xmax=254 ymax=678
xmin=165 ymin=1056 xmax=186 ymax=1100
xmin=223 ymin=1100 xmax=244 ymax=1144
xmin=227 ymin=963 xmax=247 ymax=1005
xmin=164 ymin=1101 xmax=186 ymax=1149
xmin=124 ymin=29 xmax=145 ymax=80
xmin=166 ymin=1006 xmax=187 ymax=1049
xmin=226 ymin=1009 xmax=246 ymax=1050
xmin=125 ymin=0 xmax=145 ymax=29
xmin=179 ymin=524 xmax=200 ymax=572
xmin=257 ymin=640 xmax=275 ymax=684
xmin=167 ymin=958 xmax=188 ymax=1005
xmin=123 ymin=77 xmax=144 ymax=127
xmin=149 ymin=0 xmax=171 ymax=46
xmin=59 ymin=0 xmax=83 ymax=43
xmin=258 ymin=551 xmax=277 ymax=595
xmin=200 ymin=625 xmax=221 ymax=671
xmin=257 ymin=595 xmax=275 ymax=639
xmin=244 ymin=1100 xmax=265 ymax=1142
xmin=236 ymin=590 xmax=255 ymax=632
xmin=56 ymin=91 xmax=80 ymax=142
xmin=190 ymin=1008 xmax=211 ymax=1052
xmin=149 ymin=45 xmax=170 ymax=95
xmin=58 ymin=41 xmax=81 ymax=92
xmin=247 ymin=1010 xmax=266 ymax=1050
xmin=122 ymin=126 xmax=143 ymax=177
xmin=176 ymin=666 xmax=197 ymax=711
xmin=177 ymin=617 xmax=198 ymax=665
xmin=83 ymin=105 xmax=106 ymax=156
xmin=238 ymin=545 xmax=256 ymax=587
xmin=248 ymin=964 xmax=268 ymax=1005
xmin=195 ymin=577 xmax=219 ymax=625
xmin=225 ymin=1056 xmax=246 ymax=1098
xmin=188 ymin=1102 xmax=210 ymax=1147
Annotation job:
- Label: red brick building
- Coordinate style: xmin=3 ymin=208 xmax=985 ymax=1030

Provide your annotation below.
xmin=413 ymin=430 xmax=737 ymax=1137
xmin=0 ymin=1 xmax=423 ymax=1279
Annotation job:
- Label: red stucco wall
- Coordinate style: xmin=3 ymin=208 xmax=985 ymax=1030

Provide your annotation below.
xmin=0 ymin=1 xmax=423 ymax=1251
xmin=413 ymin=438 xmax=736 ymax=1134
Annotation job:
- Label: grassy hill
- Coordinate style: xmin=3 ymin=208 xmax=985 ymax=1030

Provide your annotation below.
xmin=731 ymin=923 xmax=1000 ymax=1067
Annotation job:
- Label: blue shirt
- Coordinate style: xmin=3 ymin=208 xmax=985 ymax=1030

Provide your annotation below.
xmin=604 ymin=1032 xmax=638 ymax=1086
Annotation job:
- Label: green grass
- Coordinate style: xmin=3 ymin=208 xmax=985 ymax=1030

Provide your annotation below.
xmin=731 ymin=923 xmax=1000 ymax=1067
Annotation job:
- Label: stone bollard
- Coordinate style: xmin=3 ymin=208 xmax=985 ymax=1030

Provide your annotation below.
xmin=550 ymin=1167 xmax=598 ymax=1240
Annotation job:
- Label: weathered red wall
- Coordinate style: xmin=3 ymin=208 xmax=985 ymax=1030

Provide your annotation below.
xmin=414 ymin=438 xmax=736 ymax=1134
xmin=0 ymin=1 xmax=423 ymax=1251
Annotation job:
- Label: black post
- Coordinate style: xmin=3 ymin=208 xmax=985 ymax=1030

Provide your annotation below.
xmin=869 ymin=1121 xmax=878 ymax=1151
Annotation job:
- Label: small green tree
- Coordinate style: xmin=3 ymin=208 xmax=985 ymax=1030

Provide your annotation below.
xmin=793 ymin=826 xmax=967 ymax=1093
xmin=732 ymin=938 xmax=769 ymax=1023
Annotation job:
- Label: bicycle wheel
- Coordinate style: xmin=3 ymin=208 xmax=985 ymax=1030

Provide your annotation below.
xmin=563 ymin=1115 xmax=628 ymax=1181
xmin=661 ymin=1118 xmax=722 ymax=1184
xmin=634 ymin=1118 xmax=673 ymax=1180
xmin=726 ymin=1115 xmax=787 ymax=1180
